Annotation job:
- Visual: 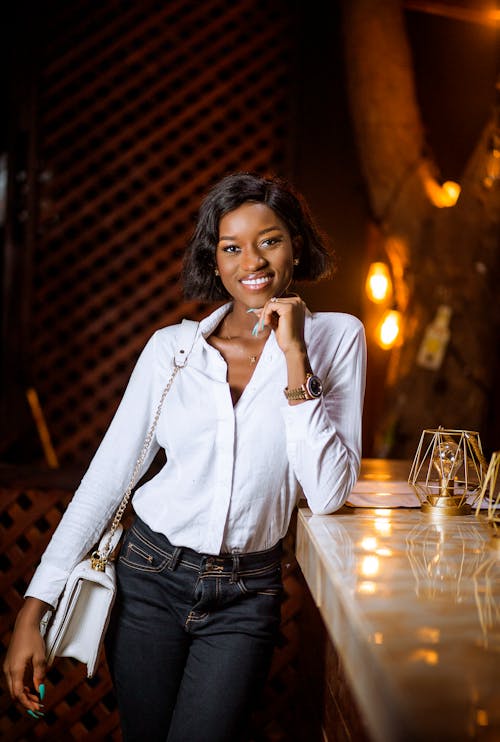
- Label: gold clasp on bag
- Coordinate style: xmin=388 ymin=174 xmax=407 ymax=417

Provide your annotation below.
xmin=90 ymin=551 xmax=107 ymax=571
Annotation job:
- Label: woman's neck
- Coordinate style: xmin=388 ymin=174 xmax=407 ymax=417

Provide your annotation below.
xmin=224 ymin=304 xmax=267 ymax=339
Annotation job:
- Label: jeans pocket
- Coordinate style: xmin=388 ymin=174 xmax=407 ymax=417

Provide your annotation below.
xmin=237 ymin=564 xmax=283 ymax=597
xmin=118 ymin=528 xmax=170 ymax=572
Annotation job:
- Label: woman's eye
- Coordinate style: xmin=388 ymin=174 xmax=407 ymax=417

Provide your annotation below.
xmin=221 ymin=244 xmax=240 ymax=253
xmin=260 ymin=237 xmax=281 ymax=248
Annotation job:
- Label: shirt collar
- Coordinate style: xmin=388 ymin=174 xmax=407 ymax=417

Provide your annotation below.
xmin=199 ymin=302 xmax=233 ymax=337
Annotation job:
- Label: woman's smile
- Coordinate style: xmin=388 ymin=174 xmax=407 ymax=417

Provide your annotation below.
xmin=216 ymin=202 xmax=295 ymax=308
xmin=239 ymin=272 xmax=274 ymax=290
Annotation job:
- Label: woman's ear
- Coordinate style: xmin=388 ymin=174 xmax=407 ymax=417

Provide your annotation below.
xmin=292 ymin=235 xmax=303 ymax=264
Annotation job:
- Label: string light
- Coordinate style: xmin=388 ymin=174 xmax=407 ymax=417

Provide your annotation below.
xmin=365 ymin=262 xmax=392 ymax=303
xmin=441 ymin=181 xmax=461 ymax=203
xmin=375 ymin=309 xmax=402 ymax=350
xmin=424 ymin=177 xmax=461 ymax=207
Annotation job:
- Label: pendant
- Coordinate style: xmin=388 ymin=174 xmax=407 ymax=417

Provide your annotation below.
xmin=249 ymin=355 xmax=257 ymax=364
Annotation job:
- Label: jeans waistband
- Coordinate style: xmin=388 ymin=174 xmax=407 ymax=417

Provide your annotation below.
xmin=130 ymin=517 xmax=283 ymax=578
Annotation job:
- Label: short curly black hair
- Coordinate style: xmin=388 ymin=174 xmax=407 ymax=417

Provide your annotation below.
xmin=182 ymin=171 xmax=336 ymax=301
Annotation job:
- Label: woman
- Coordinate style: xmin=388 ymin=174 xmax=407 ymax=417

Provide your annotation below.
xmin=4 ymin=171 xmax=366 ymax=741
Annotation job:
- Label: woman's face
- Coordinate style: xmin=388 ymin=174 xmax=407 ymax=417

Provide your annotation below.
xmin=215 ymin=202 xmax=297 ymax=309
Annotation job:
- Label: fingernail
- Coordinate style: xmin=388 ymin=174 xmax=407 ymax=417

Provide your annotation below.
xmin=27 ymin=709 xmax=44 ymax=719
xmin=246 ymin=308 xmax=257 ymax=313
xmin=38 ymin=684 xmax=45 ymax=700
xmin=251 ymin=321 xmax=260 ymax=336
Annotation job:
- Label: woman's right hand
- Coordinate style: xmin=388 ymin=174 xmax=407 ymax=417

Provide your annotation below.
xmin=3 ymin=597 xmax=51 ymax=713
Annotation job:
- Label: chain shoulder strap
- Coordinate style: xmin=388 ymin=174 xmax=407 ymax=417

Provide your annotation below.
xmin=94 ymin=320 xmax=199 ymax=566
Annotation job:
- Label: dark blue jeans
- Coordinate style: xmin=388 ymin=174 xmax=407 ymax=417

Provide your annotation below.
xmin=105 ymin=517 xmax=283 ymax=742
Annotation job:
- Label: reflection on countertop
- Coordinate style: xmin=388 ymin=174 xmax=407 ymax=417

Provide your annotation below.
xmin=296 ymin=461 xmax=500 ymax=742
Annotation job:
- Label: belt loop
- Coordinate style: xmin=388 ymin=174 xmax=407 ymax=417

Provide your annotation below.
xmin=168 ymin=546 xmax=182 ymax=571
xmin=231 ymin=553 xmax=240 ymax=583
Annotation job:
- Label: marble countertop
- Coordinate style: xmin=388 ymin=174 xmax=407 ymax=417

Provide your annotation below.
xmin=296 ymin=461 xmax=500 ymax=742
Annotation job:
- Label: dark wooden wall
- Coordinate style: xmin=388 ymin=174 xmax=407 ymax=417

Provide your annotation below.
xmin=2 ymin=0 xmax=297 ymax=466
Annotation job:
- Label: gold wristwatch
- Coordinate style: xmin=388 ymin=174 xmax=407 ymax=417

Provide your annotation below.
xmin=284 ymin=373 xmax=323 ymax=401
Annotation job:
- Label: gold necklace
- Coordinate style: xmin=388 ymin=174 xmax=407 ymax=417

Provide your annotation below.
xmin=222 ymin=319 xmax=264 ymax=365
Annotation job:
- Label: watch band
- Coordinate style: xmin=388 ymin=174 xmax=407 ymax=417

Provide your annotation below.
xmin=284 ymin=373 xmax=323 ymax=401
xmin=284 ymin=385 xmax=309 ymax=401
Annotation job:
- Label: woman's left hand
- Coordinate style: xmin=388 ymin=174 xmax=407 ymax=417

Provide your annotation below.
xmin=254 ymin=295 xmax=307 ymax=357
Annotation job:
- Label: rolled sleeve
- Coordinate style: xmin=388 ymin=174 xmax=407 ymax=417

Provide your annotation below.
xmin=24 ymin=332 xmax=161 ymax=606
xmin=282 ymin=316 xmax=366 ymax=515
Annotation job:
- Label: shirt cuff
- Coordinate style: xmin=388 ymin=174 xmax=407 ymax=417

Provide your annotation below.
xmin=281 ymin=397 xmax=333 ymax=444
xmin=24 ymin=562 xmax=70 ymax=609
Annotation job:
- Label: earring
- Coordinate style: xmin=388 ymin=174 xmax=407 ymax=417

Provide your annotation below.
xmin=214 ymin=268 xmax=220 ymax=276
xmin=293 ymin=257 xmax=300 ymax=266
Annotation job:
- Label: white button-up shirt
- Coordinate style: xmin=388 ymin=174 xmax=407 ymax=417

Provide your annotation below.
xmin=26 ymin=302 xmax=366 ymax=606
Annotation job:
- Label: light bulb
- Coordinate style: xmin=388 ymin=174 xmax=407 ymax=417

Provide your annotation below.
xmin=424 ymin=176 xmax=461 ymax=208
xmin=365 ymin=262 xmax=392 ymax=303
xmin=441 ymin=181 xmax=461 ymax=204
xmin=375 ymin=309 xmax=402 ymax=349
xmin=432 ymin=439 xmax=463 ymax=496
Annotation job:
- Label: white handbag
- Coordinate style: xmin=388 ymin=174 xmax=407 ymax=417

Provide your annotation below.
xmin=40 ymin=526 xmax=123 ymax=677
xmin=40 ymin=319 xmax=199 ymax=677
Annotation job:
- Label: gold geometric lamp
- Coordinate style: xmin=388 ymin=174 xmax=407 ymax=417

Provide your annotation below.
xmin=475 ymin=451 xmax=500 ymax=549
xmin=408 ymin=427 xmax=486 ymax=517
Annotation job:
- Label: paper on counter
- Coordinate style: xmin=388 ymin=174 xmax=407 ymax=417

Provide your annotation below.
xmin=346 ymin=480 xmax=493 ymax=509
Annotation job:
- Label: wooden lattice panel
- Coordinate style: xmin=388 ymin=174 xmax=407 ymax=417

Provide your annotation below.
xmin=0 ymin=485 xmax=305 ymax=741
xmin=30 ymin=0 xmax=295 ymax=465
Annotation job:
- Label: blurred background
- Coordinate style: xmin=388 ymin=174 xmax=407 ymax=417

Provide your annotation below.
xmin=1 ymin=0 xmax=499 ymax=471
xmin=0 ymin=2 xmax=499 ymax=740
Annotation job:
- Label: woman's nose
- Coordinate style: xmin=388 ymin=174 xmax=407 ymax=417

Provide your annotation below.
xmin=241 ymin=247 xmax=267 ymax=272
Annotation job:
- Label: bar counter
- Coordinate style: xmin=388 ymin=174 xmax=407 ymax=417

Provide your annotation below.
xmin=295 ymin=459 xmax=500 ymax=742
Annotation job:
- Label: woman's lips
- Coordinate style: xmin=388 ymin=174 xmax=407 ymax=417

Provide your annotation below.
xmin=240 ymin=274 xmax=273 ymax=290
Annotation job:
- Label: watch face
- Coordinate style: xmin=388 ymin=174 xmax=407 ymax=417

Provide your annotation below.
xmin=306 ymin=375 xmax=323 ymax=398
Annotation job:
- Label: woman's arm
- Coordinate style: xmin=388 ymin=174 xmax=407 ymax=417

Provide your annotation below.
xmin=24 ymin=333 xmax=161 ymax=607
xmin=4 ymin=331 xmax=164 ymax=709
xmin=258 ymin=296 xmax=366 ymax=513
xmin=283 ymin=316 xmax=366 ymax=513
xmin=3 ymin=597 xmax=52 ymax=712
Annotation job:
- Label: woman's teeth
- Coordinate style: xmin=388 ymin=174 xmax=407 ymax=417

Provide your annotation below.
xmin=241 ymin=276 xmax=271 ymax=286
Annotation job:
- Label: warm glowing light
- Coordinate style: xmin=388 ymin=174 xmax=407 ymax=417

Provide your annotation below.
xmin=375 ymin=309 xmax=402 ymax=350
xmin=374 ymin=517 xmax=392 ymax=536
xmin=476 ymin=710 xmax=489 ymax=727
xmin=442 ymin=180 xmax=461 ymax=203
xmin=361 ymin=537 xmax=377 ymax=551
xmin=365 ymin=262 xmax=392 ymax=303
xmin=376 ymin=547 xmax=393 ymax=557
xmin=361 ymin=555 xmax=380 ymax=577
xmin=424 ymin=176 xmax=461 ymax=207
xmin=409 ymin=648 xmax=439 ymax=666
xmin=416 ymin=627 xmax=440 ymax=644
xmin=374 ymin=632 xmax=384 ymax=644
xmin=358 ymin=581 xmax=376 ymax=594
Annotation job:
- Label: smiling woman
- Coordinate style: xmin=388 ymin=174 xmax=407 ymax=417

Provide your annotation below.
xmin=182 ymin=171 xmax=334 ymax=300
xmin=209 ymin=200 xmax=299 ymax=405
xmin=4 ymin=170 xmax=367 ymax=742
xmin=216 ymin=202 xmax=296 ymax=306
